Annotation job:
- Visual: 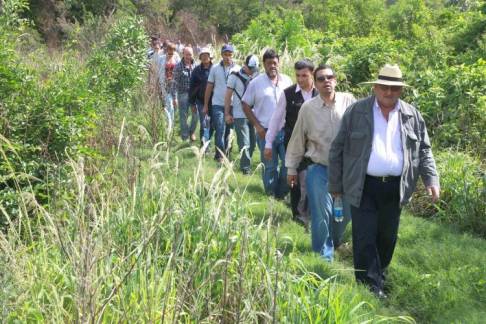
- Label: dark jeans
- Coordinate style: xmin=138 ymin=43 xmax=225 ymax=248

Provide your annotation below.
xmin=284 ymin=132 xmax=308 ymax=224
xmin=351 ymin=176 xmax=402 ymax=292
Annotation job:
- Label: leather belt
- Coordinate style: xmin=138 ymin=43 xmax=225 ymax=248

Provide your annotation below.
xmin=366 ymin=175 xmax=401 ymax=182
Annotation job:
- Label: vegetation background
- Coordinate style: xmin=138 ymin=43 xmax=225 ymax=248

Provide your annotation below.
xmin=1 ymin=0 xmax=485 ymax=322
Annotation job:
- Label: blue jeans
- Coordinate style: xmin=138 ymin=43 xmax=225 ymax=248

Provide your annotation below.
xmin=211 ymin=105 xmax=233 ymax=160
xmin=256 ymin=129 xmax=289 ymax=198
xmin=196 ymin=99 xmax=214 ymax=152
xmin=178 ymin=92 xmax=198 ymax=140
xmin=234 ymin=118 xmax=256 ymax=173
xmin=164 ymin=92 xmax=174 ymax=127
xmin=306 ymin=164 xmax=351 ymax=261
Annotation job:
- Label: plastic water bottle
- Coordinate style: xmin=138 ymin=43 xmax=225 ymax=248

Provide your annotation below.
xmin=334 ymin=197 xmax=343 ymax=222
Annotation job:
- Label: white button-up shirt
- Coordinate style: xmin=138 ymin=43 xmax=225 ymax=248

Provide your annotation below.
xmin=241 ymin=72 xmax=293 ymax=128
xmin=366 ymin=99 xmax=404 ymax=176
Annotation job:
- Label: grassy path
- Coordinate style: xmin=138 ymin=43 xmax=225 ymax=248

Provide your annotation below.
xmin=170 ymin=137 xmax=486 ymax=323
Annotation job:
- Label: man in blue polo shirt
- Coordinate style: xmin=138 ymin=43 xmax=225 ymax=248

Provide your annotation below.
xmin=203 ymin=44 xmax=240 ymax=162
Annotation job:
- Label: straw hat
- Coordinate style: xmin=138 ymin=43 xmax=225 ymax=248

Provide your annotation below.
xmin=361 ymin=64 xmax=412 ymax=87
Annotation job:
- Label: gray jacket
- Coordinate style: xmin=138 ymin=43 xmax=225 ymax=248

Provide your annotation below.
xmin=327 ymin=95 xmax=440 ymax=208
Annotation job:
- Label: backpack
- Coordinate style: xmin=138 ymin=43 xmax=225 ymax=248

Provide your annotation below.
xmin=231 ymin=71 xmax=257 ymax=100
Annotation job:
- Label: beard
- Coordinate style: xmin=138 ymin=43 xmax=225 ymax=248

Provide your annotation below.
xmin=267 ymin=70 xmax=277 ymax=77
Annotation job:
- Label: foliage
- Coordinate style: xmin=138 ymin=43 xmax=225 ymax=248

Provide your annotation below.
xmin=0 ymin=145 xmax=412 ymax=322
xmin=232 ymin=9 xmax=324 ymax=58
xmin=0 ymin=1 xmax=148 ymax=223
xmin=433 ymin=150 xmax=486 ymax=237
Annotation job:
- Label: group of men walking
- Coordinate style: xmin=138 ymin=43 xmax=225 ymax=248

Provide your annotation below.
xmin=149 ymin=39 xmax=441 ymax=299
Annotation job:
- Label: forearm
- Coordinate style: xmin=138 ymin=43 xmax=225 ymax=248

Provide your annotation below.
xmin=243 ymin=106 xmax=261 ymax=129
xmin=204 ymin=83 xmax=214 ymax=107
xmin=224 ymin=89 xmax=233 ymax=115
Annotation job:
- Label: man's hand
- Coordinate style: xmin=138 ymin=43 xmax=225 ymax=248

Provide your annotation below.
xmin=331 ymin=193 xmax=344 ymax=198
xmin=287 ymin=175 xmax=298 ymax=188
xmin=225 ymin=114 xmax=234 ymax=124
xmin=191 ymin=105 xmax=197 ymax=114
xmin=255 ymin=125 xmax=266 ymax=139
xmin=202 ymin=106 xmax=208 ymax=116
xmin=173 ymin=99 xmax=178 ymax=109
xmin=426 ymin=185 xmax=440 ymax=203
xmin=263 ymin=148 xmax=273 ymax=162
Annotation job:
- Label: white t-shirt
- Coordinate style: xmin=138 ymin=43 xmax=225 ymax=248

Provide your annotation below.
xmin=241 ymin=73 xmax=293 ymax=128
xmin=207 ymin=62 xmax=240 ymax=106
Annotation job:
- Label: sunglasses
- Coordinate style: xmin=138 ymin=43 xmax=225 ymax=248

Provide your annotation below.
xmin=378 ymin=84 xmax=402 ymax=92
xmin=316 ymin=75 xmax=335 ymax=82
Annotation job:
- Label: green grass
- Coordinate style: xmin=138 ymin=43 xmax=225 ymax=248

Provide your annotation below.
xmin=170 ymin=131 xmax=486 ymax=323
xmin=1 ymin=127 xmax=485 ymax=323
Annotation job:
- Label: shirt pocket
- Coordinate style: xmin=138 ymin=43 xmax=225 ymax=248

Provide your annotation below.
xmin=406 ymin=130 xmax=420 ymax=161
xmin=345 ymin=131 xmax=366 ymax=157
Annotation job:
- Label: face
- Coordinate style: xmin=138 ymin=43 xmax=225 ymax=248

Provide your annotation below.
xmin=221 ymin=51 xmax=233 ymax=65
xmin=264 ymin=57 xmax=279 ymax=77
xmin=183 ymin=47 xmax=193 ymax=61
xmin=152 ymin=42 xmax=160 ymax=51
xmin=373 ymin=84 xmax=402 ymax=109
xmin=315 ymin=68 xmax=337 ymax=96
xmin=295 ymin=68 xmax=313 ymax=89
xmin=200 ymin=53 xmax=211 ymax=64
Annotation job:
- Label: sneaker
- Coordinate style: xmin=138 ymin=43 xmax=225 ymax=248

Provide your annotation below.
xmin=190 ymin=134 xmax=197 ymax=142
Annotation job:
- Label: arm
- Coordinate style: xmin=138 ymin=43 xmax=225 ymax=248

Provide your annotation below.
xmin=203 ymin=82 xmax=214 ymax=116
xmin=171 ymin=64 xmax=179 ymax=107
xmin=264 ymin=93 xmax=287 ymax=161
xmin=327 ymin=112 xmax=347 ymax=197
xmin=285 ymin=109 xmax=307 ymax=177
xmin=417 ymin=114 xmax=440 ymax=203
xmin=224 ymin=88 xmax=234 ymax=124
xmin=242 ymin=102 xmax=265 ymax=139
xmin=189 ymin=66 xmax=197 ymax=106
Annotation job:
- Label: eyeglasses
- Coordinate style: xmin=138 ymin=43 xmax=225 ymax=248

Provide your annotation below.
xmin=316 ymin=75 xmax=335 ymax=82
xmin=378 ymin=84 xmax=402 ymax=92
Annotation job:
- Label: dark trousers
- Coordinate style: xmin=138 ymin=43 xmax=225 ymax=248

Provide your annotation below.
xmin=284 ymin=133 xmax=309 ymax=224
xmin=350 ymin=176 xmax=402 ymax=292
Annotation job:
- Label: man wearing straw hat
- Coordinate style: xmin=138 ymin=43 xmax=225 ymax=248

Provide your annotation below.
xmin=327 ymin=64 xmax=440 ymax=299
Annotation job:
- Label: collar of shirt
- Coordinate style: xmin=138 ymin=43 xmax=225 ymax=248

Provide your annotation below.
xmin=316 ymin=94 xmax=335 ymax=108
xmin=373 ymin=98 xmax=400 ymax=114
xmin=295 ymin=83 xmax=314 ymax=93
xmin=220 ymin=61 xmax=235 ymax=68
xmin=296 ymin=83 xmax=315 ymax=101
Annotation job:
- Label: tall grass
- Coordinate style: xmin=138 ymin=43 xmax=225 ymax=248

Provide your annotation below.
xmin=0 ymin=133 xmax=412 ymax=322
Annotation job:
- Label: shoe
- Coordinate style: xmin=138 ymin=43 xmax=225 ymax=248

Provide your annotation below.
xmin=216 ymin=158 xmax=224 ymax=164
xmin=374 ymin=290 xmax=388 ymax=300
xmin=242 ymin=171 xmax=250 ymax=175
xmin=334 ymin=242 xmax=350 ymax=251
xmin=190 ymin=134 xmax=197 ymax=142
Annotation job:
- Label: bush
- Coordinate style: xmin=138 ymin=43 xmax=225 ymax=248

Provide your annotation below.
xmin=0 ymin=2 xmax=148 ymax=223
xmin=435 ymin=150 xmax=486 ymax=237
xmin=410 ymin=149 xmax=486 ymax=238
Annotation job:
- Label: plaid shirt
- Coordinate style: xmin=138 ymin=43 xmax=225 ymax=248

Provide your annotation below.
xmin=171 ymin=59 xmax=197 ymax=98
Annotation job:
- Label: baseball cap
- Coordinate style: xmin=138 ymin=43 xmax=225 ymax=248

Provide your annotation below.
xmin=245 ymin=55 xmax=260 ymax=74
xmin=221 ymin=44 xmax=234 ymax=53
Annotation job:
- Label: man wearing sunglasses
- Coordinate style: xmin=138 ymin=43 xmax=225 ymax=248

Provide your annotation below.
xmin=285 ymin=65 xmax=356 ymax=262
xmin=327 ymin=64 xmax=440 ymax=299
